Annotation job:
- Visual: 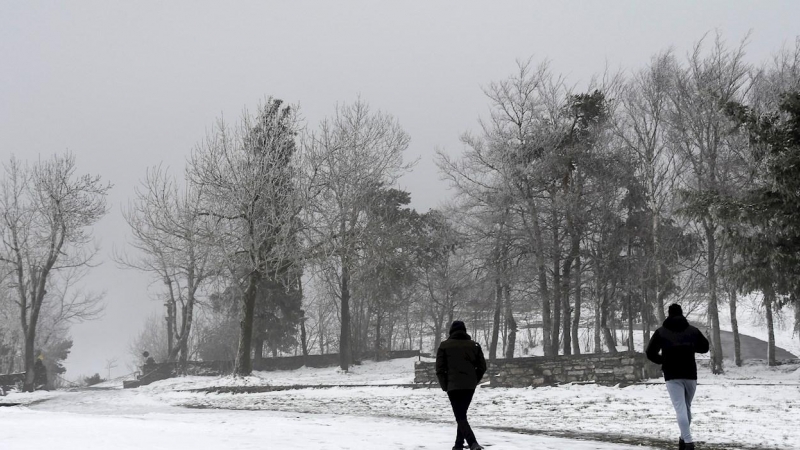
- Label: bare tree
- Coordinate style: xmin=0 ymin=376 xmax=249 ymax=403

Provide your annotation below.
xmin=0 ymin=153 xmax=110 ymax=391
xmin=118 ymin=166 xmax=214 ymax=369
xmin=105 ymin=357 xmax=117 ymax=381
xmin=189 ymin=98 xmax=303 ymax=376
xmin=303 ymin=98 xmax=413 ymax=371
xmin=617 ymin=51 xmax=680 ymax=330
xmin=439 ymin=60 xmax=575 ymax=357
xmin=128 ymin=312 xmax=170 ymax=365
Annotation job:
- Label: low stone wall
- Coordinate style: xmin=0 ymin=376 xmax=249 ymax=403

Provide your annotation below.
xmin=253 ymin=350 xmax=419 ymax=371
xmin=415 ymin=352 xmax=661 ymax=388
xmin=0 ymin=372 xmax=25 ymax=389
xmin=253 ymin=354 xmax=339 ymax=371
xmin=126 ymin=349 xmax=420 ymax=388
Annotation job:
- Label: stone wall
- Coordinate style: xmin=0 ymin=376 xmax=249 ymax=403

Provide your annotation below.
xmin=0 ymin=372 xmax=25 ymax=390
xmin=253 ymin=349 xmax=419 ymax=371
xmin=415 ymin=352 xmax=661 ymax=388
xmin=126 ymin=349 xmax=420 ymax=388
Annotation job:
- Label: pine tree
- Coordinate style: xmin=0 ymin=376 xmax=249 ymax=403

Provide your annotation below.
xmin=719 ymin=92 xmax=800 ymax=365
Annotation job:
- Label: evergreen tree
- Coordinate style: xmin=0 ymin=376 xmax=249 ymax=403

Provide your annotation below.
xmin=719 ymin=92 xmax=800 ymax=365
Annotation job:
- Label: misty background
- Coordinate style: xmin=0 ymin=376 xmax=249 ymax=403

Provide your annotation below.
xmin=1 ymin=1 xmax=798 ymax=380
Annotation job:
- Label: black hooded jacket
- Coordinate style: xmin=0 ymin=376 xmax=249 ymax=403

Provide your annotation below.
xmin=646 ymin=315 xmax=710 ymax=381
xmin=435 ymin=330 xmax=487 ymax=392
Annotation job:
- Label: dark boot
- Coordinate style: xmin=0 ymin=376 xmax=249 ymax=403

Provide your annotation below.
xmin=469 ymin=444 xmax=484 ymax=450
xmin=684 ymin=443 xmax=695 ymax=450
xmin=679 ymin=437 xmax=685 ymax=450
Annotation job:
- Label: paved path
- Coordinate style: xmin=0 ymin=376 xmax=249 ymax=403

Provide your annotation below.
xmin=717 ymin=329 xmax=797 ymax=361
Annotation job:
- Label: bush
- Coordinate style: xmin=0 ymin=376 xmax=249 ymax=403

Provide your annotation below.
xmin=84 ymin=373 xmax=105 ymax=386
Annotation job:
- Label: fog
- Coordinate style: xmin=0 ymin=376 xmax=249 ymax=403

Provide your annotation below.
xmin=1 ymin=1 xmax=798 ymax=380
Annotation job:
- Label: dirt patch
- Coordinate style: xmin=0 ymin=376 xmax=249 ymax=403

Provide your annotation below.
xmin=183 ymin=383 xmax=422 ymax=394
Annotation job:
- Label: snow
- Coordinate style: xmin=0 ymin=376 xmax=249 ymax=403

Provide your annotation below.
xmin=127 ymin=356 xmax=417 ymax=393
xmin=143 ymin=358 xmax=799 ymax=449
xmin=1 ymin=386 xmax=652 ymax=450
xmin=3 ymin=354 xmax=799 ymax=449
xmin=718 ymin=302 xmax=800 ymax=359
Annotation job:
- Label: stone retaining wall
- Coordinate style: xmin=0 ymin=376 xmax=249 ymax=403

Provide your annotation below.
xmin=415 ymin=352 xmax=661 ymax=388
xmin=126 ymin=349 xmax=420 ymax=388
xmin=0 ymin=372 xmax=25 ymax=389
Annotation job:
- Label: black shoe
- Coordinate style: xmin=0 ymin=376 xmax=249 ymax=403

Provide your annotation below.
xmin=684 ymin=443 xmax=695 ymax=450
xmin=469 ymin=444 xmax=484 ymax=450
xmin=679 ymin=437 xmax=685 ymax=450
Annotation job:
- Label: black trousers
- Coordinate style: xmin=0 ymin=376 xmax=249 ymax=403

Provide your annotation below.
xmin=447 ymin=389 xmax=477 ymax=447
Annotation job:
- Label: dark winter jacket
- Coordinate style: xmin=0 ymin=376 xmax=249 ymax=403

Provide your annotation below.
xmin=646 ymin=315 xmax=710 ymax=381
xmin=435 ymin=330 xmax=487 ymax=392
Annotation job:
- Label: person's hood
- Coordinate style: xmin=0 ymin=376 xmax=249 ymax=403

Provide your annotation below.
xmin=449 ymin=329 xmax=472 ymax=340
xmin=663 ymin=315 xmax=690 ymax=332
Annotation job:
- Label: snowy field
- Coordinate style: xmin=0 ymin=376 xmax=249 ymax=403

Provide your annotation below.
xmin=1 ymin=384 xmax=653 ymax=450
xmin=147 ymin=358 xmax=800 ymax=449
xmin=4 ymin=356 xmax=798 ymax=450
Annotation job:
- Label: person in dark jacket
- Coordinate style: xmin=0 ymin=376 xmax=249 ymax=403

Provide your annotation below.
xmin=436 ymin=320 xmax=487 ymax=450
xmin=646 ymin=304 xmax=710 ymax=450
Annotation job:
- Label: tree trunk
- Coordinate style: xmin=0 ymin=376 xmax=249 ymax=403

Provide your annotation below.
xmin=489 ymin=279 xmax=502 ymax=362
xmin=572 ymin=254 xmax=582 ymax=355
xmin=562 ymin=251 xmax=573 ymax=356
xmin=552 ymin=215 xmax=562 ymax=356
xmin=594 ymin=270 xmax=602 ymax=353
xmin=504 ymin=284 xmax=516 ymax=359
xmin=300 ymin=316 xmax=309 ymax=357
xmin=166 ymin=300 xmax=175 ymax=361
xmin=375 ymin=314 xmax=382 ymax=361
xmin=23 ymin=332 xmax=35 ymax=392
xmin=432 ymin=311 xmax=444 ymax=355
xmin=627 ymin=293 xmax=635 ymax=352
xmin=705 ymin=226 xmax=724 ymax=374
xmin=178 ymin=334 xmax=189 ymax=374
xmin=253 ymin=338 xmax=264 ymax=366
xmin=539 ymin=259 xmax=553 ymax=356
xmin=234 ymin=271 xmax=260 ymax=377
xmin=653 ymin=205 xmax=665 ymax=323
xmin=531 ymin=208 xmax=553 ymax=357
xmin=594 ymin=302 xmax=601 ymax=354
xmin=723 ymin=251 xmax=742 ymax=367
xmin=794 ymin=299 xmax=800 ymax=347
xmin=601 ymin=288 xmax=617 ymax=354
xmin=729 ymin=287 xmax=742 ymax=367
xmin=318 ymin=312 xmax=325 ymax=355
xmin=764 ymin=288 xmax=777 ymax=367
xmin=173 ymin=285 xmax=197 ymax=374
xmin=643 ymin=278 xmax=651 ymax=352
xmin=340 ymin=258 xmax=352 ymax=371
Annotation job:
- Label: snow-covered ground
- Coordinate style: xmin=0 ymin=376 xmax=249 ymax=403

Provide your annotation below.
xmin=2 ymin=403 xmax=645 ymax=450
xmin=6 ymin=298 xmax=795 ymax=449
xmin=1 ymin=383 xmax=654 ymax=450
xmin=128 ymin=358 xmax=798 ymax=449
xmin=5 ymin=357 xmax=794 ymax=449
xmin=718 ymin=302 xmax=800 ymax=359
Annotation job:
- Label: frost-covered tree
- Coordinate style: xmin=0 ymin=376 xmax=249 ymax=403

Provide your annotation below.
xmin=668 ymin=34 xmax=752 ymax=374
xmin=0 ymin=153 xmax=109 ymax=391
xmin=303 ymin=99 xmax=412 ymax=371
xmin=118 ymin=166 xmax=215 ymax=369
xmin=189 ymin=98 xmax=303 ymax=376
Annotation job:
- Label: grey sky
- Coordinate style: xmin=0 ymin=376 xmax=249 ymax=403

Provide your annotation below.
xmin=1 ymin=1 xmax=798 ymax=379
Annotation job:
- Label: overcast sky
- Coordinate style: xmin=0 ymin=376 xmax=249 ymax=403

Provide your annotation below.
xmin=1 ymin=1 xmax=798 ymax=379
